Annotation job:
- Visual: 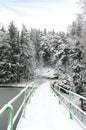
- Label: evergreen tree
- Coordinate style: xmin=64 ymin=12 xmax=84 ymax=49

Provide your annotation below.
xmin=30 ymin=29 xmax=41 ymax=67
xmin=8 ymin=21 xmax=20 ymax=82
xmin=20 ymin=25 xmax=34 ymax=81
xmin=0 ymin=30 xmax=11 ymax=83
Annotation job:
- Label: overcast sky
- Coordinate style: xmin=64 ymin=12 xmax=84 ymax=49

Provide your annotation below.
xmin=0 ymin=0 xmax=79 ymax=32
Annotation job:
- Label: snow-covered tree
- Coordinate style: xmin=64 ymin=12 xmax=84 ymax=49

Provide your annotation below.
xmin=20 ymin=25 xmax=35 ymax=81
xmin=30 ymin=28 xmax=42 ymax=67
xmin=0 ymin=30 xmax=11 ymax=83
xmin=68 ymin=14 xmax=83 ymax=37
xmin=7 ymin=21 xmax=20 ymax=82
xmin=67 ymin=38 xmax=83 ymax=93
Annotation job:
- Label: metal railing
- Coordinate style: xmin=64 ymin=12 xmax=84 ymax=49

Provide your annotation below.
xmin=50 ymin=82 xmax=86 ymax=130
xmin=0 ymin=80 xmax=44 ymax=130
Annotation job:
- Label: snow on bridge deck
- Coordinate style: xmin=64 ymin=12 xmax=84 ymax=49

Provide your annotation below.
xmin=17 ymin=81 xmax=83 ymax=130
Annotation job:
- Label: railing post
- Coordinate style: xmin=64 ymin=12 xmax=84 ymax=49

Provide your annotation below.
xmin=50 ymin=81 xmax=53 ymax=93
xmin=6 ymin=104 xmax=14 ymax=130
xmin=22 ymin=90 xmax=27 ymax=118
xmin=69 ymin=93 xmax=73 ymax=119
xmin=30 ymin=85 xmax=34 ymax=97
xmin=58 ymin=87 xmax=61 ymax=104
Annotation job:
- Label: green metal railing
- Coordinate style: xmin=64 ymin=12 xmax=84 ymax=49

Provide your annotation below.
xmin=50 ymin=82 xmax=86 ymax=130
xmin=0 ymin=80 xmax=44 ymax=130
xmin=1 ymin=79 xmax=85 ymax=130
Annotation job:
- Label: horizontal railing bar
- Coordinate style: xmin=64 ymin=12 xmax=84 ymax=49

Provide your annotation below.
xmin=13 ymin=87 xmax=35 ymax=125
xmin=70 ymin=91 xmax=86 ymax=101
xmin=8 ymin=79 xmax=41 ymax=105
xmin=51 ymin=87 xmax=70 ymax=110
xmin=59 ymin=86 xmax=69 ymax=93
xmin=9 ymin=91 xmax=24 ymax=105
xmin=60 ymin=91 xmax=86 ymax=115
xmin=54 ymin=87 xmax=86 ymax=115
xmin=0 ymin=80 xmax=45 ymax=130
xmin=13 ymin=101 xmax=24 ymax=124
xmin=8 ymin=87 xmax=31 ymax=105
xmin=58 ymin=86 xmax=86 ymax=101
xmin=54 ymin=85 xmax=69 ymax=93
xmin=51 ymin=82 xmax=86 ymax=130
xmin=0 ymin=104 xmax=8 ymax=115
xmin=71 ymin=111 xmax=86 ymax=129
xmin=13 ymin=87 xmax=36 ymax=124
xmin=62 ymin=100 xmax=86 ymax=130
xmin=57 ymin=91 xmax=69 ymax=102
xmin=70 ymin=101 xmax=86 ymax=115
xmin=53 ymin=87 xmax=70 ymax=102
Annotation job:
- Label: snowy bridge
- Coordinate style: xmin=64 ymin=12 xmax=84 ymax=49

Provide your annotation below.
xmin=0 ymin=80 xmax=86 ymax=130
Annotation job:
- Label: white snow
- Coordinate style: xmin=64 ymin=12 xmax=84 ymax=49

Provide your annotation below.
xmin=35 ymin=68 xmax=55 ymax=78
xmin=17 ymin=81 xmax=83 ymax=130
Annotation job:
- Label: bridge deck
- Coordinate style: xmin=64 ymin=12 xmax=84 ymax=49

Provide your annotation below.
xmin=17 ymin=81 xmax=83 ymax=130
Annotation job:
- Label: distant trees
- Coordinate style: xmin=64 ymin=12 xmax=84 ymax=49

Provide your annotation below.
xmin=69 ymin=15 xmax=83 ymax=37
xmin=0 ymin=22 xmax=35 ymax=83
xmin=0 ymin=7 xmax=86 ymax=96
xmin=39 ymin=33 xmax=51 ymax=66
xmin=30 ymin=29 xmax=41 ymax=66
xmin=0 ymin=22 xmax=21 ymax=83
xmin=0 ymin=28 xmax=11 ymax=83
xmin=66 ymin=0 xmax=86 ymax=94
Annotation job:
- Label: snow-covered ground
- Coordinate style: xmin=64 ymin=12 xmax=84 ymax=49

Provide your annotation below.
xmin=17 ymin=81 xmax=83 ymax=130
xmin=35 ymin=67 xmax=55 ymax=78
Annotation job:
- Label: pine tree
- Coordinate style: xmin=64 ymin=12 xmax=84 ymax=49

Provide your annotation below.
xmin=72 ymin=42 xmax=83 ymax=94
xmin=8 ymin=21 xmax=20 ymax=83
xmin=30 ymin=29 xmax=41 ymax=67
xmin=20 ymin=25 xmax=34 ymax=81
xmin=0 ymin=30 xmax=11 ymax=83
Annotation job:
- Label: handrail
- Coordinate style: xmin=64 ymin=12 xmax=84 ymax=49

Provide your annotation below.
xmin=0 ymin=80 xmax=44 ymax=130
xmin=50 ymin=82 xmax=86 ymax=130
xmin=0 ymin=104 xmax=14 ymax=130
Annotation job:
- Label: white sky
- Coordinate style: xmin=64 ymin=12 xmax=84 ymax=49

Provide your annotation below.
xmin=0 ymin=0 xmax=79 ymax=32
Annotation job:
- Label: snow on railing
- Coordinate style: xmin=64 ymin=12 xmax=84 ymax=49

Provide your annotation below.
xmin=50 ymin=82 xmax=86 ymax=130
xmin=0 ymin=80 xmax=44 ymax=130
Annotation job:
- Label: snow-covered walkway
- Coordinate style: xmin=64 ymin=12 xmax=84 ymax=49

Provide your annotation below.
xmin=17 ymin=81 xmax=83 ymax=130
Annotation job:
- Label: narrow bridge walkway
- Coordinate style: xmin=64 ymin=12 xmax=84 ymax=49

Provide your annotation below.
xmin=17 ymin=81 xmax=83 ymax=130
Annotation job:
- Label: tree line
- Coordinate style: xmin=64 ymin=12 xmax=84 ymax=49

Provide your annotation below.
xmin=0 ymin=0 xmax=86 ymax=96
xmin=0 ymin=22 xmax=35 ymax=83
